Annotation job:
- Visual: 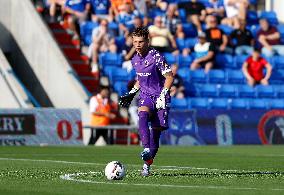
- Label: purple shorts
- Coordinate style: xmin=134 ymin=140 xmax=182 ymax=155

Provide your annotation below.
xmin=138 ymin=92 xmax=171 ymax=130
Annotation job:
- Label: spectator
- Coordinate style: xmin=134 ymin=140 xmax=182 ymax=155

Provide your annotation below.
xmin=205 ymin=15 xmax=232 ymax=53
xmin=148 ymin=16 xmax=179 ymax=55
xmin=242 ymin=48 xmax=272 ymax=86
xmin=257 ymin=18 xmax=284 ymax=57
xmin=171 ymin=64 xmax=185 ymax=99
xmin=206 ymin=0 xmax=225 ymax=23
xmin=230 ymin=19 xmax=254 ymax=55
xmin=89 ymin=0 xmax=111 ymax=22
xmin=110 ymin=0 xmax=132 ymax=19
xmin=47 ymin=0 xmax=66 ymax=23
xmin=89 ymin=86 xmax=116 ymax=145
xmin=161 ymin=4 xmax=181 ymax=36
xmin=88 ymin=19 xmax=117 ymax=71
xmin=178 ymin=0 xmax=206 ymax=32
xmin=122 ymin=35 xmax=136 ymax=72
xmin=190 ymin=32 xmax=215 ymax=73
xmin=118 ymin=2 xmax=141 ymax=36
xmin=133 ymin=0 xmax=148 ymax=25
xmin=222 ymin=0 xmax=249 ymax=29
xmin=64 ymin=0 xmax=90 ymax=40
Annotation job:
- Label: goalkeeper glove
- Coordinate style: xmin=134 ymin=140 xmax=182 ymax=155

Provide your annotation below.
xmin=156 ymin=88 xmax=169 ymax=110
xmin=119 ymin=86 xmax=139 ymax=108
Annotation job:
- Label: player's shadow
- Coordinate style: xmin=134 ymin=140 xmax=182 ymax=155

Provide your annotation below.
xmin=152 ymin=171 xmax=284 ymax=178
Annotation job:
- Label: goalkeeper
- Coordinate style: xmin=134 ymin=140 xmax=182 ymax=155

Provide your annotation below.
xmin=119 ymin=27 xmax=174 ymax=176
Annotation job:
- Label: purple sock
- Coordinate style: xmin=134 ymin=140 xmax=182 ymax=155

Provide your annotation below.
xmin=150 ymin=128 xmax=161 ymax=159
xmin=138 ymin=111 xmax=150 ymax=149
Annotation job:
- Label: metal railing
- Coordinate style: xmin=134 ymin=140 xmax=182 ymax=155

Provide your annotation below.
xmin=84 ymin=125 xmax=138 ymax=145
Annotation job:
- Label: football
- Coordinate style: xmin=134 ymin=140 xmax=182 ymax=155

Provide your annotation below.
xmin=104 ymin=161 xmax=126 ymax=180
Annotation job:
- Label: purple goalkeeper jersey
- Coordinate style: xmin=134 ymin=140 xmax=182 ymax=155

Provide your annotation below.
xmin=132 ymin=48 xmax=171 ymax=96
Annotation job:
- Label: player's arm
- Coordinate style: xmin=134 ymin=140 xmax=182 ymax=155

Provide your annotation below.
xmin=119 ymin=80 xmax=140 ymax=108
xmin=163 ymin=71 xmax=174 ymax=91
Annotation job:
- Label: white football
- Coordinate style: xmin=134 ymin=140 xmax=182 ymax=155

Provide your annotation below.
xmin=104 ymin=161 xmax=126 ymax=180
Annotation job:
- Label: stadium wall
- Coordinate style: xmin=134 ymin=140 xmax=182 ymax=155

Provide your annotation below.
xmin=0 ymin=0 xmax=91 ymax=124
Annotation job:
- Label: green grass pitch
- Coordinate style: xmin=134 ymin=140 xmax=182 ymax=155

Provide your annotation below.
xmin=0 ymin=146 xmax=283 ymax=195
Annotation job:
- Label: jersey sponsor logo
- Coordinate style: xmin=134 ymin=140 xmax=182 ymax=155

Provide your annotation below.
xmin=137 ymin=72 xmax=151 ymax=77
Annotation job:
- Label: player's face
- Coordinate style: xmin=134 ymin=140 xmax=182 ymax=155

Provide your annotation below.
xmin=132 ymin=36 xmax=149 ymax=55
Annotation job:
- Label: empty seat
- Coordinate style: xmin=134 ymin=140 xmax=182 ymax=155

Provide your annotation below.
xmin=177 ymin=68 xmax=190 ymax=82
xmin=229 ymin=99 xmax=248 ymax=109
xmin=184 ymin=82 xmax=199 ymax=97
xmin=199 ymin=84 xmax=218 ymax=97
xmin=255 ymin=85 xmax=276 ymax=98
xmin=209 ymin=98 xmax=229 ymax=109
xmin=274 ymin=85 xmax=284 ymax=98
xmin=185 ymin=38 xmax=198 ymax=48
xmin=164 ymin=53 xmax=178 ymax=65
xmin=182 ymin=23 xmax=198 ymax=38
xmin=219 ymin=84 xmax=237 ymax=97
xmin=110 ymin=68 xmax=129 ymax=83
xmin=277 ymin=24 xmax=284 ymax=44
xmin=260 ymin=11 xmax=278 ymax=25
xmin=171 ymin=98 xmax=188 ymax=109
xmin=270 ymin=99 xmax=284 ymax=109
xmin=188 ymin=98 xmax=209 ymax=109
xmin=215 ymin=54 xmax=235 ymax=69
xmin=218 ymin=24 xmax=234 ymax=35
xmin=189 ymin=70 xmax=207 ymax=83
xmin=99 ymin=52 xmax=123 ymax=67
xmin=176 ymin=38 xmax=187 ymax=51
xmin=178 ymin=55 xmax=193 ymax=68
xmin=208 ymin=70 xmax=226 ymax=83
xmin=238 ymin=85 xmax=256 ymax=98
xmin=247 ymin=10 xmax=258 ymax=25
xmin=270 ymin=69 xmax=284 ymax=84
xmin=227 ymin=70 xmax=245 ymax=84
xmin=235 ymin=55 xmax=249 ymax=68
xmin=274 ymin=56 xmax=284 ymax=69
xmin=113 ymin=81 xmax=128 ymax=96
xmin=248 ymin=99 xmax=269 ymax=109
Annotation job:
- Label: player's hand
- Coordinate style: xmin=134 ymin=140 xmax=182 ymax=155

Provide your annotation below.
xmin=119 ymin=86 xmax=139 ymax=108
xmin=156 ymin=88 xmax=169 ymax=110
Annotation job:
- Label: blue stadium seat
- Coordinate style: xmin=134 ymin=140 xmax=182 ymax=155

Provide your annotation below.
xmin=199 ymin=84 xmax=218 ymax=97
xmin=235 ymin=55 xmax=249 ymax=68
xmin=226 ymin=70 xmax=245 ymax=84
xmin=247 ymin=10 xmax=258 ymax=25
xmin=238 ymin=85 xmax=256 ymax=98
xmin=188 ymin=98 xmax=209 ymax=109
xmin=109 ymin=68 xmax=129 ymax=84
xmin=182 ymin=23 xmax=198 ymax=38
xmin=108 ymin=22 xmax=119 ymax=36
xmin=260 ymin=11 xmax=278 ymax=25
xmin=171 ymin=98 xmax=188 ymax=109
xmin=218 ymin=24 xmax=234 ymax=35
xmin=178 ymin=55 xmax=193 ymax=68
xmin=178 ymin=9 xmax=187 ymax=23
xmin=103 ymin=66 xmax=118 ymax=78
xmin=189 ymin=70 xmax=207 ymax=83
xmin=274 ymin=56 xmax=284 ymax=69
xmin=99 ymin=52 xmax=123 ymax=67
xmin=208 ymin=70 xmax=226 ymax=83
xmin=277 ymin=24 xmax=284 ymax=44
xmin=209 ymin=98 xmax=229 ymax=109
xmin=248 ymin=99 xmax=269 ymax=109
xmin=164 ymin=53 xmax=178 ymax=65
xmin=80 ymin=21 xmax=98 ymax=45
xmin=219 ymin=84 xmax=237 ymax=97
xmin=115 ymin=36 xmax=126 ymax=52
xmin=270 ymin=99 xmax=284 ymax=109
xmin=176 ymin=38 xmax=187 ymax=51
xmin=270 ymin=69 xmax=284 ymax=84
xmin=185 ymin=38 xmax=198 ymax=48
xmin=255 ymin=85 xmax=276 ymax=98
xmin=113 ymin=81 xmax=128 ymax=96
xmin=249 ymin=24 xmax=260 ymax=38
xmin=177 ymin=68 xmax=190 ymax=82
xmin=185 ymin=83 xmax=199 ymax=97
xmin=274 ymin=85 xmax=284 ymax=98
xmin=215 ymin=54 xmax=235 ymax=69
xmin=229 ymin=99 xmax=248 ymax=109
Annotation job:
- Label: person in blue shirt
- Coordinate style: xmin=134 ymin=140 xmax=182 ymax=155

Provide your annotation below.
xmin=89 ymin=0 xmax=111 ymax=22
xmin=64 ymin=0 xmax=90 ymax=40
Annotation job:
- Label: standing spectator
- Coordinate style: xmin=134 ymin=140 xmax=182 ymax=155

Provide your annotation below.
xmin=122 ymin=35 xmax=136 ymax=72
xmin=178 ymin=0 xmax=206 ymax=33
xmin=47 ymin=0 xmax=66 ymax=22
xmin=110 ymin=0 xmax=132 ymax=19
xmin=89 ymin=0 xmax=111 ymax=22
xmin=148 ymin=16 xmax=179 ymax=55
xmin=222 ymin=0 xmax=249 ymax=29
xmin=230 ymin=19 xmax=254 ymax=55
xmin=190 ymin=32 xmax=215 ymax=73
xmin=89 ymin=86 xmax=116 ymax=145
xmin=161 ymin=4 xmax=181 ymax=36
xmin=242 ymin=48 xmax=272 ymax=86
xmin=88 ymin=19 xmax=117 ymax=71
xmin=257 ymin=18 xmax=284 ymax=57
xmin=171 ymin=64 xmax=185 ymax=99
xmin=205 ymin=15 xmax=232 ymax=53
xmin=206 ymin=0 xmax=225 ymax=23
xmin=64 ymin=0 xmax=90 ymax=40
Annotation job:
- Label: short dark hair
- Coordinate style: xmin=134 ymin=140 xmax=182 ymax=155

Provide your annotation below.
xmin=253 ymin=47 xmax=261 ymax=53
xmin=131 ymin=27 xmax=149 ymax=40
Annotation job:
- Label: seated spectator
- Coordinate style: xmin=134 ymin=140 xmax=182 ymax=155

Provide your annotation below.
xmin=64 ymin=0 xmax=90 ymax=40
xmin=222 ymin=0 xmax=249 ymax=29
xmin=178 ymin=0 xmax=206 ymax=32
xmin=89 ymin=86 xmax=116 ymax=145
xmin=110 ymin=0 xmax=132 ymax=19
xmin=242 ymin=48 xmax=272 ymax=86
xmin=88 ymin=19 xmax=117 ymax=71
xmin=89 ymin=0 xmax=111 ymax=22
xmin=171 ymin=64 xmax=185 ymax=99
xmin=47 ymin=0 xmax=65 ymax=23
xmin=230 ymin=19 xmax=254 ymax=55
xmin=206 ymin=0 xmax=225 ymax=23
xmin=148 ymin=16 xmax=179 ymax=55
xmin=257 ymin=18 xmax=284 ymax=57
xmin=190 ymin=32 xmax=215 ymax=73
xmin=205 ymin=15 xmax=232 ymax=53
xmin=162 ymin=4 xmax=181 ymax=36
xmin=117 ymin=2 xmax=141 ymax=36
xmin=122 ymin=35 xmax=136 ymax=72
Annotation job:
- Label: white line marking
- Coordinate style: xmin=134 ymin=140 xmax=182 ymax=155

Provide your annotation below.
xmin=60 ymin=172 xmax=284 ymax=191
